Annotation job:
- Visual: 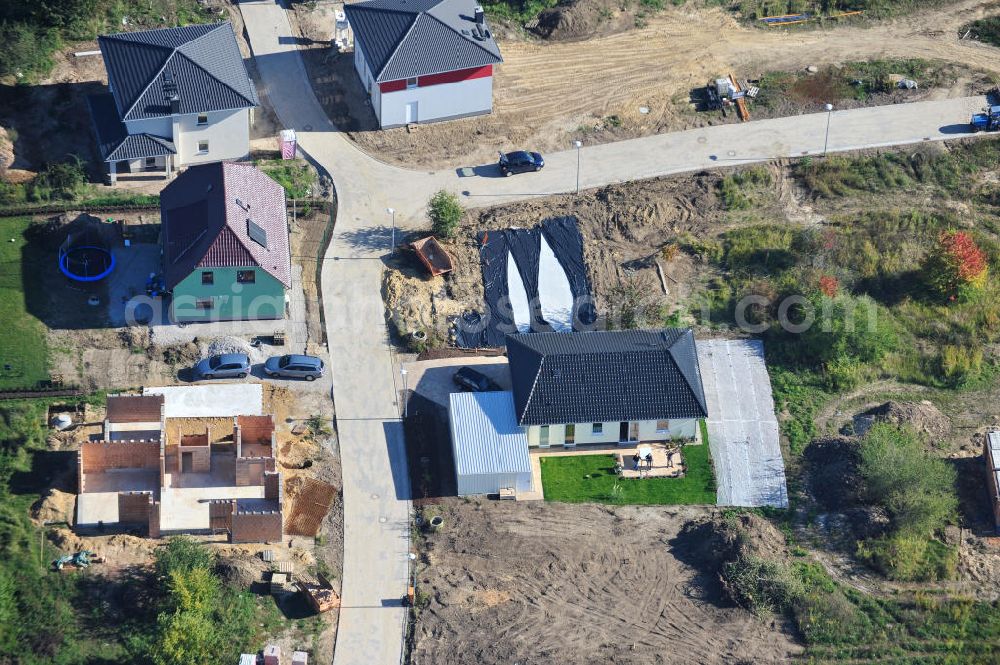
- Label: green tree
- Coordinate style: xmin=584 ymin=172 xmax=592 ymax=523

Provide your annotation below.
xmin=154 ymin=536 xmax=215 ymax=579
xmin=428 ymin=189 xmax=463 ymax=239
xmin=858 ymin=424 xmax=957 ymax=536
xmin=167 ymin=567 xmax=219 ymax=615
xmin=151 ymin=609 xmax=217 ymax=665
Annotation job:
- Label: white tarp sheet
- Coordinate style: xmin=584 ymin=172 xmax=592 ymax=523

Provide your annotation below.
xmin=507 ymin=251 xmax=532 ymax=333
xmin=697 ymin=339 xmax=788 ymax=508
xmin=144 ymin=384 xmax=263 ymax=418
xmin=537 ymin=235 xmax=574 ymax=331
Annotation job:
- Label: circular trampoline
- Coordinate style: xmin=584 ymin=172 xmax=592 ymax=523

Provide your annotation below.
xmin=58 ymin=233 xmax=115 ymax=282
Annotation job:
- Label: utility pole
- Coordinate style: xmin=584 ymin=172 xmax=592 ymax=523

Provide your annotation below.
xmin=387 ymin=207 xmax=396 ymax=251
xmin=574 ymin=140 xmax=583 ymax=194
xmin=400 ymin=367 xmax=409 ymax=418
xmin=823 ymin=103 xmax=834 ymax=156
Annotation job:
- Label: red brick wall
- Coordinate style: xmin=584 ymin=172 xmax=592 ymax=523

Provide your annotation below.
xmin=118 ymin=492 xmax=153 ymax=523
xmin=209 ymin=500 xmax=234 ymax=532
xmin=236 ymin=458 xmax=274 ymax=486
xmin=230 ymin=511 xmax=282 ymax=544
xmin=177 ymin=445 xmax=211 ymax=473
xmin=264 ymin=472 xmax=282 ymax=502
xmin=80 ymin=441 xmax=160 ymax=473
xmin=149 ymin=501 xmax=161 ymax=539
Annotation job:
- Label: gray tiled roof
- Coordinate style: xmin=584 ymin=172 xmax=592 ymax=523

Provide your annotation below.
xmin=345 ymin=0 xmax=502 ymax=83
xmin=88 ymin=93 xmax=176 ymax=161
xmin=506 ymin=329 xmax=708 ymax=427
xmin=99 ymin=22 xmax=258 ymax=122
xmin=160 ymin=162 xmax=290 ymax=289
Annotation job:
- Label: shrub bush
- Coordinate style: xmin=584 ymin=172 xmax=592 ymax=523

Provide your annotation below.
xmin=922 ymin=230 xmax=989 ymax=301
xmin=858 ymin=423 xmax=957 ymax=537
xmin=428 ymin=190 xmax=463 ymax=239
xmin=721 ymin=553 xmax=802 ymax=618
xmin=855 ymin=533 xmax=958 ymax=582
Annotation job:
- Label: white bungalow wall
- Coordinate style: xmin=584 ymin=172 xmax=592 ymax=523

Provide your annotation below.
xmin=525 ymin=419 xmax=698 ymax=447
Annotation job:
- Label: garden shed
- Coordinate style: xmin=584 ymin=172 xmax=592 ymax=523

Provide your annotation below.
xmin=448 ymin=391 xmax=532 ymax=496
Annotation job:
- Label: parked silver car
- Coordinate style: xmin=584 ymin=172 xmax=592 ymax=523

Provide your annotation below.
xmin=192 ymin=353 xmax=251 ymax=380
xmin=263 ymin=354 xmax=325 ymax=381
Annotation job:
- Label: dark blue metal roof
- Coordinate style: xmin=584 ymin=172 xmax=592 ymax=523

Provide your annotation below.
xmin=99 ymin=22 xmax=258 ymax=121
xmin=88 ymin=93 xmax=176 ymax=162
xmin=345 ymin=0 xmax=502 ymax=83
xmin=506 ymin=329 xmax=708 ymax=426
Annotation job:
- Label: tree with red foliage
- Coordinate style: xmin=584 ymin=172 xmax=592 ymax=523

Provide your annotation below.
xmin=923 ymin=230 xmax=989 ymax=300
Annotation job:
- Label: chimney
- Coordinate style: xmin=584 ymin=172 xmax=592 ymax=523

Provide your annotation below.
xmin=163 ymin=71 xmax=179 ymax=114
xmin=474 ymin=5 xmax=484 ymax=24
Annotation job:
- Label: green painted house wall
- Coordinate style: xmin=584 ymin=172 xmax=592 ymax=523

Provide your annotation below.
xmin=170 ymin=266 xmax=285 ymax=322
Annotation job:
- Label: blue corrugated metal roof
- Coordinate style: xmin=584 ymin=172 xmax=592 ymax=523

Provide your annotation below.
xmin=99 ymin=22 xmax=258 ymax=121
xmin=506 ymin=329 xmax=709 ymax=426
xmin=344 ymin=0 xmax=502 ymax=83
xmin=449 ymin=391 xmax=531 ymax=477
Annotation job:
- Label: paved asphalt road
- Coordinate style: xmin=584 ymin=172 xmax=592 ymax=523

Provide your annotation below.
xmin=240 ymin=2 xmax=989 ymax=663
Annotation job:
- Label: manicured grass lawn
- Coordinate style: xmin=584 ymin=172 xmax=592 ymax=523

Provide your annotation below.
xmin=540 ymin=422 xmax=717 ymax=505
xmin=0 ymin=217 xmax=49 ymax=389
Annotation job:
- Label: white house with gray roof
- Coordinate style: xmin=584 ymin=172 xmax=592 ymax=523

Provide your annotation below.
xmin=88 ymin=22 xmax=258 ymax=183
xmin=344 ymin=0 xmax=503 ymax=128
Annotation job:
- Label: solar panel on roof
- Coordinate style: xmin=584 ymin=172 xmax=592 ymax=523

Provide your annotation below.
xmin=247 ymin=218 xmax=268 ymax=248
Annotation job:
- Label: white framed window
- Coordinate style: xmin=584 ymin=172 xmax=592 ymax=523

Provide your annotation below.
xmin=656 ymin=420 xmax=670 ymax=433
xmin=196 ymin=113 xmax=208 ymax=125
xmin=406 ymin=77 xmax=418 ymax=89
xmin=539 ymin=425 xmax=549 ymax=446
xmin=197 ymin=140 xmax=209 ymax=154
xmin=591 ymin=423 xmax=603 ymax=435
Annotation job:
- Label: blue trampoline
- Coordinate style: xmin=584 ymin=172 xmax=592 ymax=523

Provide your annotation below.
xmin=58 ymin=240 xmax=115 ymax=282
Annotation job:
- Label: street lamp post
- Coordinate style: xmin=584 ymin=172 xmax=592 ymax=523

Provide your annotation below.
xmin=400 ymin=367 xmax=409 ymax=418
xmin=823 ymin=103 xmax=834 ymax=156
xmin=386 ymin=207 xmax=396 ymax=251
xmin=574 ymin=140 xmax=583 ymax=194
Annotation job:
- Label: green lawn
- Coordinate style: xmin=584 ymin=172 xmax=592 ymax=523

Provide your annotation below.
xmin=0 ymin=217 xmax=48 ymax=390
xmin=540 ymin=422 xmax=717 ymax=505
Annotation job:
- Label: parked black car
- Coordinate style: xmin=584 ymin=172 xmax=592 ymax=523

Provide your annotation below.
xmin=498 ymin=150 xmax=544 ymax=176
xmin=452 ymin=366 xmax=501 ymax=392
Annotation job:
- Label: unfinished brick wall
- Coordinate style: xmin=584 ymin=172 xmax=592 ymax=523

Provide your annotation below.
xmin=177 ymin=433 xmax=211 ymax=473
xmin=264 ymin=471 xmax=282 ymax=502
xmin=209 ymin=500 xmax=235 ymax=532
xmin=230 ymin=510 xmax=282 ymax=544
xmin=149 ymin=501 xmax=161 ymax=539
xmin=236 ymin=415 xmax=275 ymax=459
xmin=118 ymin=491 xmax=153 ymax=524
xmin=235 ymin=457 xmax=276 ymax=486
xmin=80 ymin=441 xmax=161 ymax=474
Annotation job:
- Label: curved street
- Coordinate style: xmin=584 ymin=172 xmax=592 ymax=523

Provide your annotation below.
xmin=238 ymin=2 xmax=988 ymax=664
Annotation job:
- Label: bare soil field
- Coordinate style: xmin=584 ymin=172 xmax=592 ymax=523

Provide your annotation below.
xmin=410 ymin=500 xmax=801 ymax=665
xmin=291 ymin=0 xmax=1000 ymax=169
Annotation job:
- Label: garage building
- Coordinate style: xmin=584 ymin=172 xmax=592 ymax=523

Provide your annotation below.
xmin=448 ymin=391 xmax=532 ymax=496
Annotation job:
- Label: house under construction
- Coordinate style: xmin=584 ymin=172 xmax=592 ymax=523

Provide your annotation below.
xmin=76 ymin=394 xmax=284 ymax=543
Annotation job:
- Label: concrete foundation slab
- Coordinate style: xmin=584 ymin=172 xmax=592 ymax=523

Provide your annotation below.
xmin=145 ymin=384 xmax=263 ymax=418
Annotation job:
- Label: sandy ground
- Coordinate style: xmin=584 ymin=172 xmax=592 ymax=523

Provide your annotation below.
xmin=410 ymin=500 xmax=801 ymax=665
xmin=290 ymin=0 xmax=1000 ymax=169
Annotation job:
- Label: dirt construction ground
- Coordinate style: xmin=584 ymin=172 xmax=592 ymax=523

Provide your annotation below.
xmin=292 ymin=0 xmax=1000 ymax=169
xmin=411 ymin=500 xmax=801 ymax=665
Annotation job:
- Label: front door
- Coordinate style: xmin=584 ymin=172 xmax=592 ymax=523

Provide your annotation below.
xmin=564 ymin=423 xmax=575 ymax=447
xmin=181 ymin=452 xmax=193 ymax=473
xmin=629 ymin=422 xmax=640 ymax=442
xmin=405 ymin=101 xmax=418 ymax=124
xmin=619 ymin=421 xmax=628 ymax=442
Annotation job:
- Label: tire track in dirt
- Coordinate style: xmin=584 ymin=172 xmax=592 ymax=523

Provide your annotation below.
xmin=412 ymin=501 xmax=800 ymax=665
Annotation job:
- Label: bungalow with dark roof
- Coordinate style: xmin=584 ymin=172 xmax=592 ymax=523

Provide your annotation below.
xmin=88 ymin=22 xmax=259 ymax=183
xmin=344 ymin=0 xmax=503 ymax=128
xmin=505 ymin=329 xmax=708 ymax=447
xmin=160 ymin=162 xmax=291 ymax=322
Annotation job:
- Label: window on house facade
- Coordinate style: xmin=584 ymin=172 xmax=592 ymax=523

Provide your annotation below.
xmin=565 ymin=423 xmax=575 ymax=445
xmin=196 ymin=113 xmax=208 ymax=125
xmin=656 ymin=420 xmax=670 ymax=433
xmin=591 ymin=423 xmax=603 ymax=435
xmin=237 ymin=270 xmax=256 ymax=284
xmin=144 ymin=157 xmax=157 ymax=169
xmin=539 ymin=425 xmax=549 ymax=445
xmin=197 ymin=140 xmax=209 ymax=153
xmin=201 ymin=271 xmax=214 ymax=285
xmin=196 ymin=298 xmax=213 ymax=309
xmin=406 ymin=77 xmax=418 ymax=89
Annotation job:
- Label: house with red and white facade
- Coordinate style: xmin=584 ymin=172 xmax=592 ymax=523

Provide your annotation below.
xmin=344 ymin=0 xmax=503 ymax=128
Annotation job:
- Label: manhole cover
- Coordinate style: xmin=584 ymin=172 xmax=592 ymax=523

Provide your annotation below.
xmin=371 ymin=493 xmax=379 ymax=500
xmin=727 ymin=150 xmax=736 ymax=157
xmin=379 ymin=516 xmax=387 ymax=524
xmin=697 ymin=136 xmax=707 ymax=144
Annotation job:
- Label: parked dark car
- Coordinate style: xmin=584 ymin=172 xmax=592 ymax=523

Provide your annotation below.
xmin=263 ymin=354 xmax=325 ymax=381
xmin=192 ymin=353 xmax=251 ymax=380
xmin=452 ymin=366 xmax=501 ymax=392
xmin=498 ymin=150 xmax=544 ymax=176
